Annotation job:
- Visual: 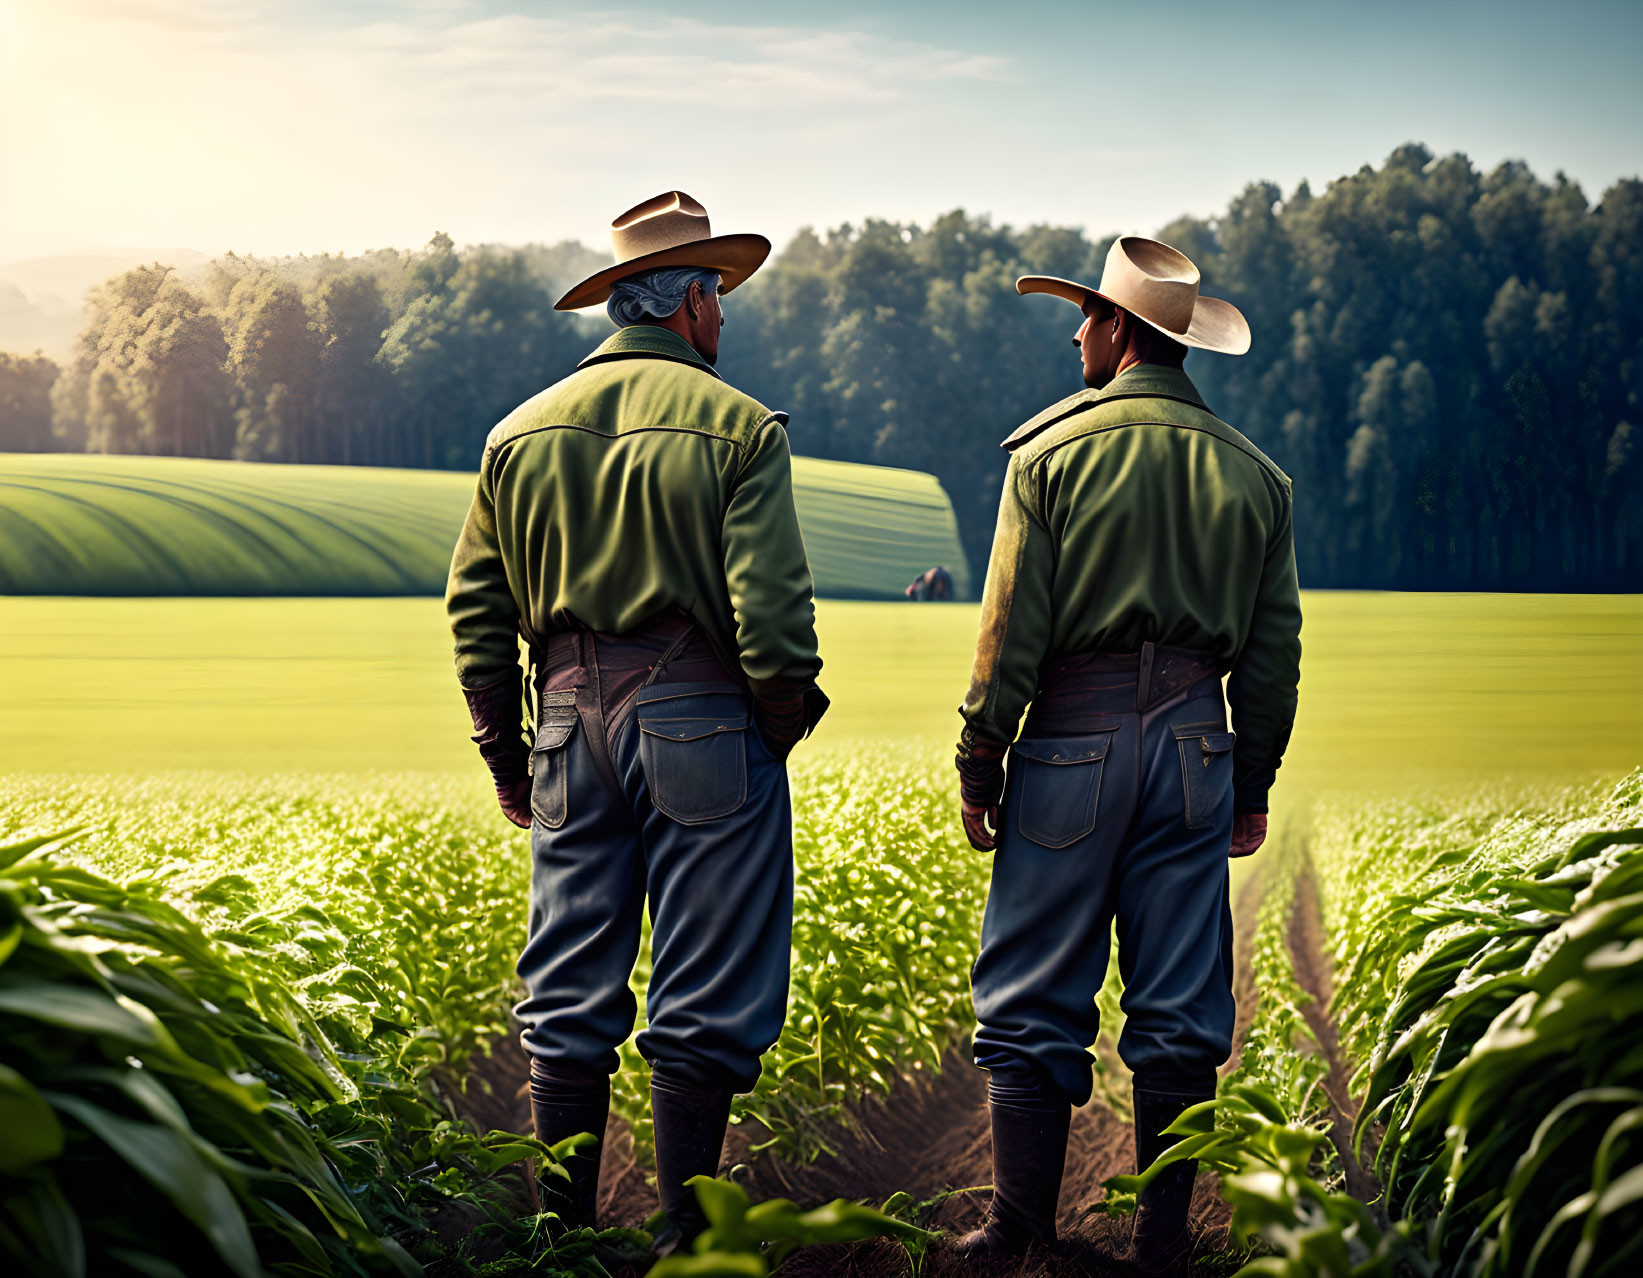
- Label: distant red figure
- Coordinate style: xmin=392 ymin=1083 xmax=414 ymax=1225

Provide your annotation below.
xmin=904 ymin=564 xmax=954 ymax=601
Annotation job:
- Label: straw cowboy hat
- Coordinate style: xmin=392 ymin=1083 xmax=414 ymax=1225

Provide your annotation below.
xmin=554 ymin=191 xmax=771 ymax=312
xmin=1016 ymin=235 xmax=1251 ymax=355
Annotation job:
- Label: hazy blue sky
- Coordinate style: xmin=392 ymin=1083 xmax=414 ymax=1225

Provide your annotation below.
xmin=3 ymin=0 xmax=1640 ymax=261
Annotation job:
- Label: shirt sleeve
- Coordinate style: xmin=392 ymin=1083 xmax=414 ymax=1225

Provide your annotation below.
xmin=1226 ymin=488 xmax=1303 ymax=813
xmin=445 ymin=444 xmax=524 ymax=692
xmin=722 ymin=419 xmax=822 ymax=694
xmin=961 ymin=454 xmax=1054 ymax=744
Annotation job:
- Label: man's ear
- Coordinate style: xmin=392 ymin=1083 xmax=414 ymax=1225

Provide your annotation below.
xmin=685 ymin=280 xmax=705 ymax=318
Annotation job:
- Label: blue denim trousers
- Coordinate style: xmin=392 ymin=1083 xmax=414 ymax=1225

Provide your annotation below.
xmin=970 ymin=676 xmax=1237 ymax=1105
xmin=515 ymin=679 xmax=794 ymax=1093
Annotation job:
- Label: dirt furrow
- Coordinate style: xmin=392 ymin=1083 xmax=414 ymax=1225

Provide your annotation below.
xmin=1286 ymin=855 xmax=1381 ymax=1204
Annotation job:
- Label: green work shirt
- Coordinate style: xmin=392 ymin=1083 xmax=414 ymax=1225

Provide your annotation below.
xmin=446 ymin=325 xmax=822 ymax=698
xmin=961 ymin=364 xmax=1302 ymax=813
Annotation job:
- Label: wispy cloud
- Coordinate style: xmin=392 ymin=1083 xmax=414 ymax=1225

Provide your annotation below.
xmin=344 ymin=12 xmax=1010 ymax=108
xmin=78 ymin=2 xmax=1011 ymax=106
xmin=4 ymin=1 xmax=1017 ymax=258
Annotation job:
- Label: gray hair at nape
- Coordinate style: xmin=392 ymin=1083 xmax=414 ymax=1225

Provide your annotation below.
xmin=606 ymin=266 xmax=722 ymax=327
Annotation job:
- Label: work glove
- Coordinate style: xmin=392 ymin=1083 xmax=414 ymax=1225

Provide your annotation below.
xmin=956 ymin=725 xmax=1008 ymax=852
xmin=462 ymin=673 xmax=531 ymax=828
xmin=1230 ymin=812 xmax=1268 ymax=857
xmin=754 ymin=681 xmax=830 ymax=761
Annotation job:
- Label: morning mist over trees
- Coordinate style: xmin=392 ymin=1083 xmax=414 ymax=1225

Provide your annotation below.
xmin=3 ymin=144 xmax=1639 ymax=592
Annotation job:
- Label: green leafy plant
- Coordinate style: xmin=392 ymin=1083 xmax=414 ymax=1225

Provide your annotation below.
xmin=1204 ymin=770 xmax=1643 ymax=1277
xmin=646 ymin=1175 xmax=932 ymax=1277
xmin=1104 ymin=1085 xmax=1426 ymax=1277
xmin=0 ymin=826 xmax=572 ymax=1276
xmin=1336 ymin=782 xmax=1643 ymax=1276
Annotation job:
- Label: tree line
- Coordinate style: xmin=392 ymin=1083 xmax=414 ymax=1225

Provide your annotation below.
xmin=5 ymin=236 xmax=607 ymax=470
xmin=2 ymin=144 xmax=1639 ymax=590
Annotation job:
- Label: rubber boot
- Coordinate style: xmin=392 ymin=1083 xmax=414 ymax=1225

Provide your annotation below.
xmin=649 ymin=1068 xmax=733 ymax=1257
xmin=528 ymin=1057 xmax=610 ymax=1232
xmin=952 ymin=1072 xmax=1071 ymax=1258
xmin=1130 ymin=1083 xmax=1213 ymax=1270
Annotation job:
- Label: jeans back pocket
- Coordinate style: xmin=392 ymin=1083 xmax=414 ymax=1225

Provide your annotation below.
xmin=1010 ymin=731 xmax=1116 ymax=849
xmin=638 ymin=692 xmax=749 ymax=825
xmin=531 ymin=691 xmax=578 ymax=830
xmin=1172 ymin=722 xmax=1235 ymax=830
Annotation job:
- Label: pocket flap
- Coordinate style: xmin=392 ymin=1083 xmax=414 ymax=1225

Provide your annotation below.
xmin=640 ymin=710 xmax=750 ymax=743
xmin=534 ymin=715 xmax=577 ymax=752
xmin=1172 ymin=726 xmax=1236 ymax=756
xmin=1011 ymin=733 xmax=1113 ymax=765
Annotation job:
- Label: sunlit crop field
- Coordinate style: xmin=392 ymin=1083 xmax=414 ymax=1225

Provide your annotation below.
xmin=1 ymin=592 xmax=1637 ymax=787
xmin=1 ymin=592 xmax=1639 ymax=1275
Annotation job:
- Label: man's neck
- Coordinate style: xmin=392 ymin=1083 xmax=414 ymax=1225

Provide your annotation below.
xmin=648 ymin=313 xmax=712 ymax=364
xmin=1115 ymin=348 xmax=1185 ymax=380
xmin=1094 ymin=358 xmax=1171 ymax=391
xmin=1114 ymin=348 xmax=1149 ymax=380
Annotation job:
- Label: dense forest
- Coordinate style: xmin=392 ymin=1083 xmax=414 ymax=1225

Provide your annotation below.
xmin=2 ymin=144 xmax=1639 ymax=590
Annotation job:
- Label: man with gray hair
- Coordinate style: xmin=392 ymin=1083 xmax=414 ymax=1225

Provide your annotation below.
xmin=447 ymin=192 xmax=826 ymax=1250
xmin=606 ymin=264 xmax=722 ymax=328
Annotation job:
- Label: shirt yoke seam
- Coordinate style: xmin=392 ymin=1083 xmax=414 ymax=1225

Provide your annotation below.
xmin=1027 ymin=418 xmax=1287 ymax=485
xmin=485 ymin=421 xmax=746 ymax=487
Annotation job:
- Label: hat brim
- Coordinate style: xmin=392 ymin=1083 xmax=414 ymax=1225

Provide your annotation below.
xmin=1015 ymin=274 xmax=1251 ymax=356
xmin=554 ymin=233 xmax=772 ymax=312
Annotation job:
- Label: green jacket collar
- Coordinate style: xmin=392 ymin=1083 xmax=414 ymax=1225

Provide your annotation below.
xmin=1003 ymin=363 xmax=1210 ymax=451
xmin=578 ymin=325 xmax=723 ymax=381
xmin=1097 ymin=363 xmax=1207 ymax=410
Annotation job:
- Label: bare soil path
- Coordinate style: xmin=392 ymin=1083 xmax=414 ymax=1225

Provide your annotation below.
xmin=1284 ymin=857 xmax=1382 ymax=1206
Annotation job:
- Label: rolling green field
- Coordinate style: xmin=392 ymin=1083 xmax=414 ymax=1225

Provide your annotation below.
xmin=0 ymin=592 xmax=1637 ymax=790
xmin=0 ymin=452 xmax=968 ymax=600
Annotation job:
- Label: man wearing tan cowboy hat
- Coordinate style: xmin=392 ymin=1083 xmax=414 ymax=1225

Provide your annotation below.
xmin=446 ymin=191 xmax=827 ymax=1251
xmin=953 ymin=236 xmax=1302 ymax=1265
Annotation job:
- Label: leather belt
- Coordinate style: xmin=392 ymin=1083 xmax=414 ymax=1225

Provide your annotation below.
xmin=1023 ymin=641 xmax=1222 ymax=736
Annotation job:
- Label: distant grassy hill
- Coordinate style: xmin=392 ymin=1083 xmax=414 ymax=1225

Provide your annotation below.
xmin=0 ymin=452 xmax=969 ymax=600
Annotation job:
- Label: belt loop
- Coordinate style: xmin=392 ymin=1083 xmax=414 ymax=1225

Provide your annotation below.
xmin=1136 ymin=641 xmax=1156 ymax=711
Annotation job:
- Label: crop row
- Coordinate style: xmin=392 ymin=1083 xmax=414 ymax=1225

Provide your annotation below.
xmin=1319 ymin=769 xmax=1643 ymax=1276
xmin=1152 ymin=771 xmax=1643 ymax=1275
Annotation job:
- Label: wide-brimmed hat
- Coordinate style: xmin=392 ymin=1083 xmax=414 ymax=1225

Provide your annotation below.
xmin=553 ymin=191 xmax=771 ymax=312
xmin=1016 ymin=235 xmax=1250 ymax=355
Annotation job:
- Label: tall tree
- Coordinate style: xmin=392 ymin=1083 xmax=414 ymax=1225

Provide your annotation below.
xmin=312 ymin=272 xmax=390 ymax=465
xmin=0 ymin=352 xmax=60 ymax=451
xmin=223 ymin=273 xmax=319 ymax=461
xmin=128 ymin=280 xmax=233 ymax=457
